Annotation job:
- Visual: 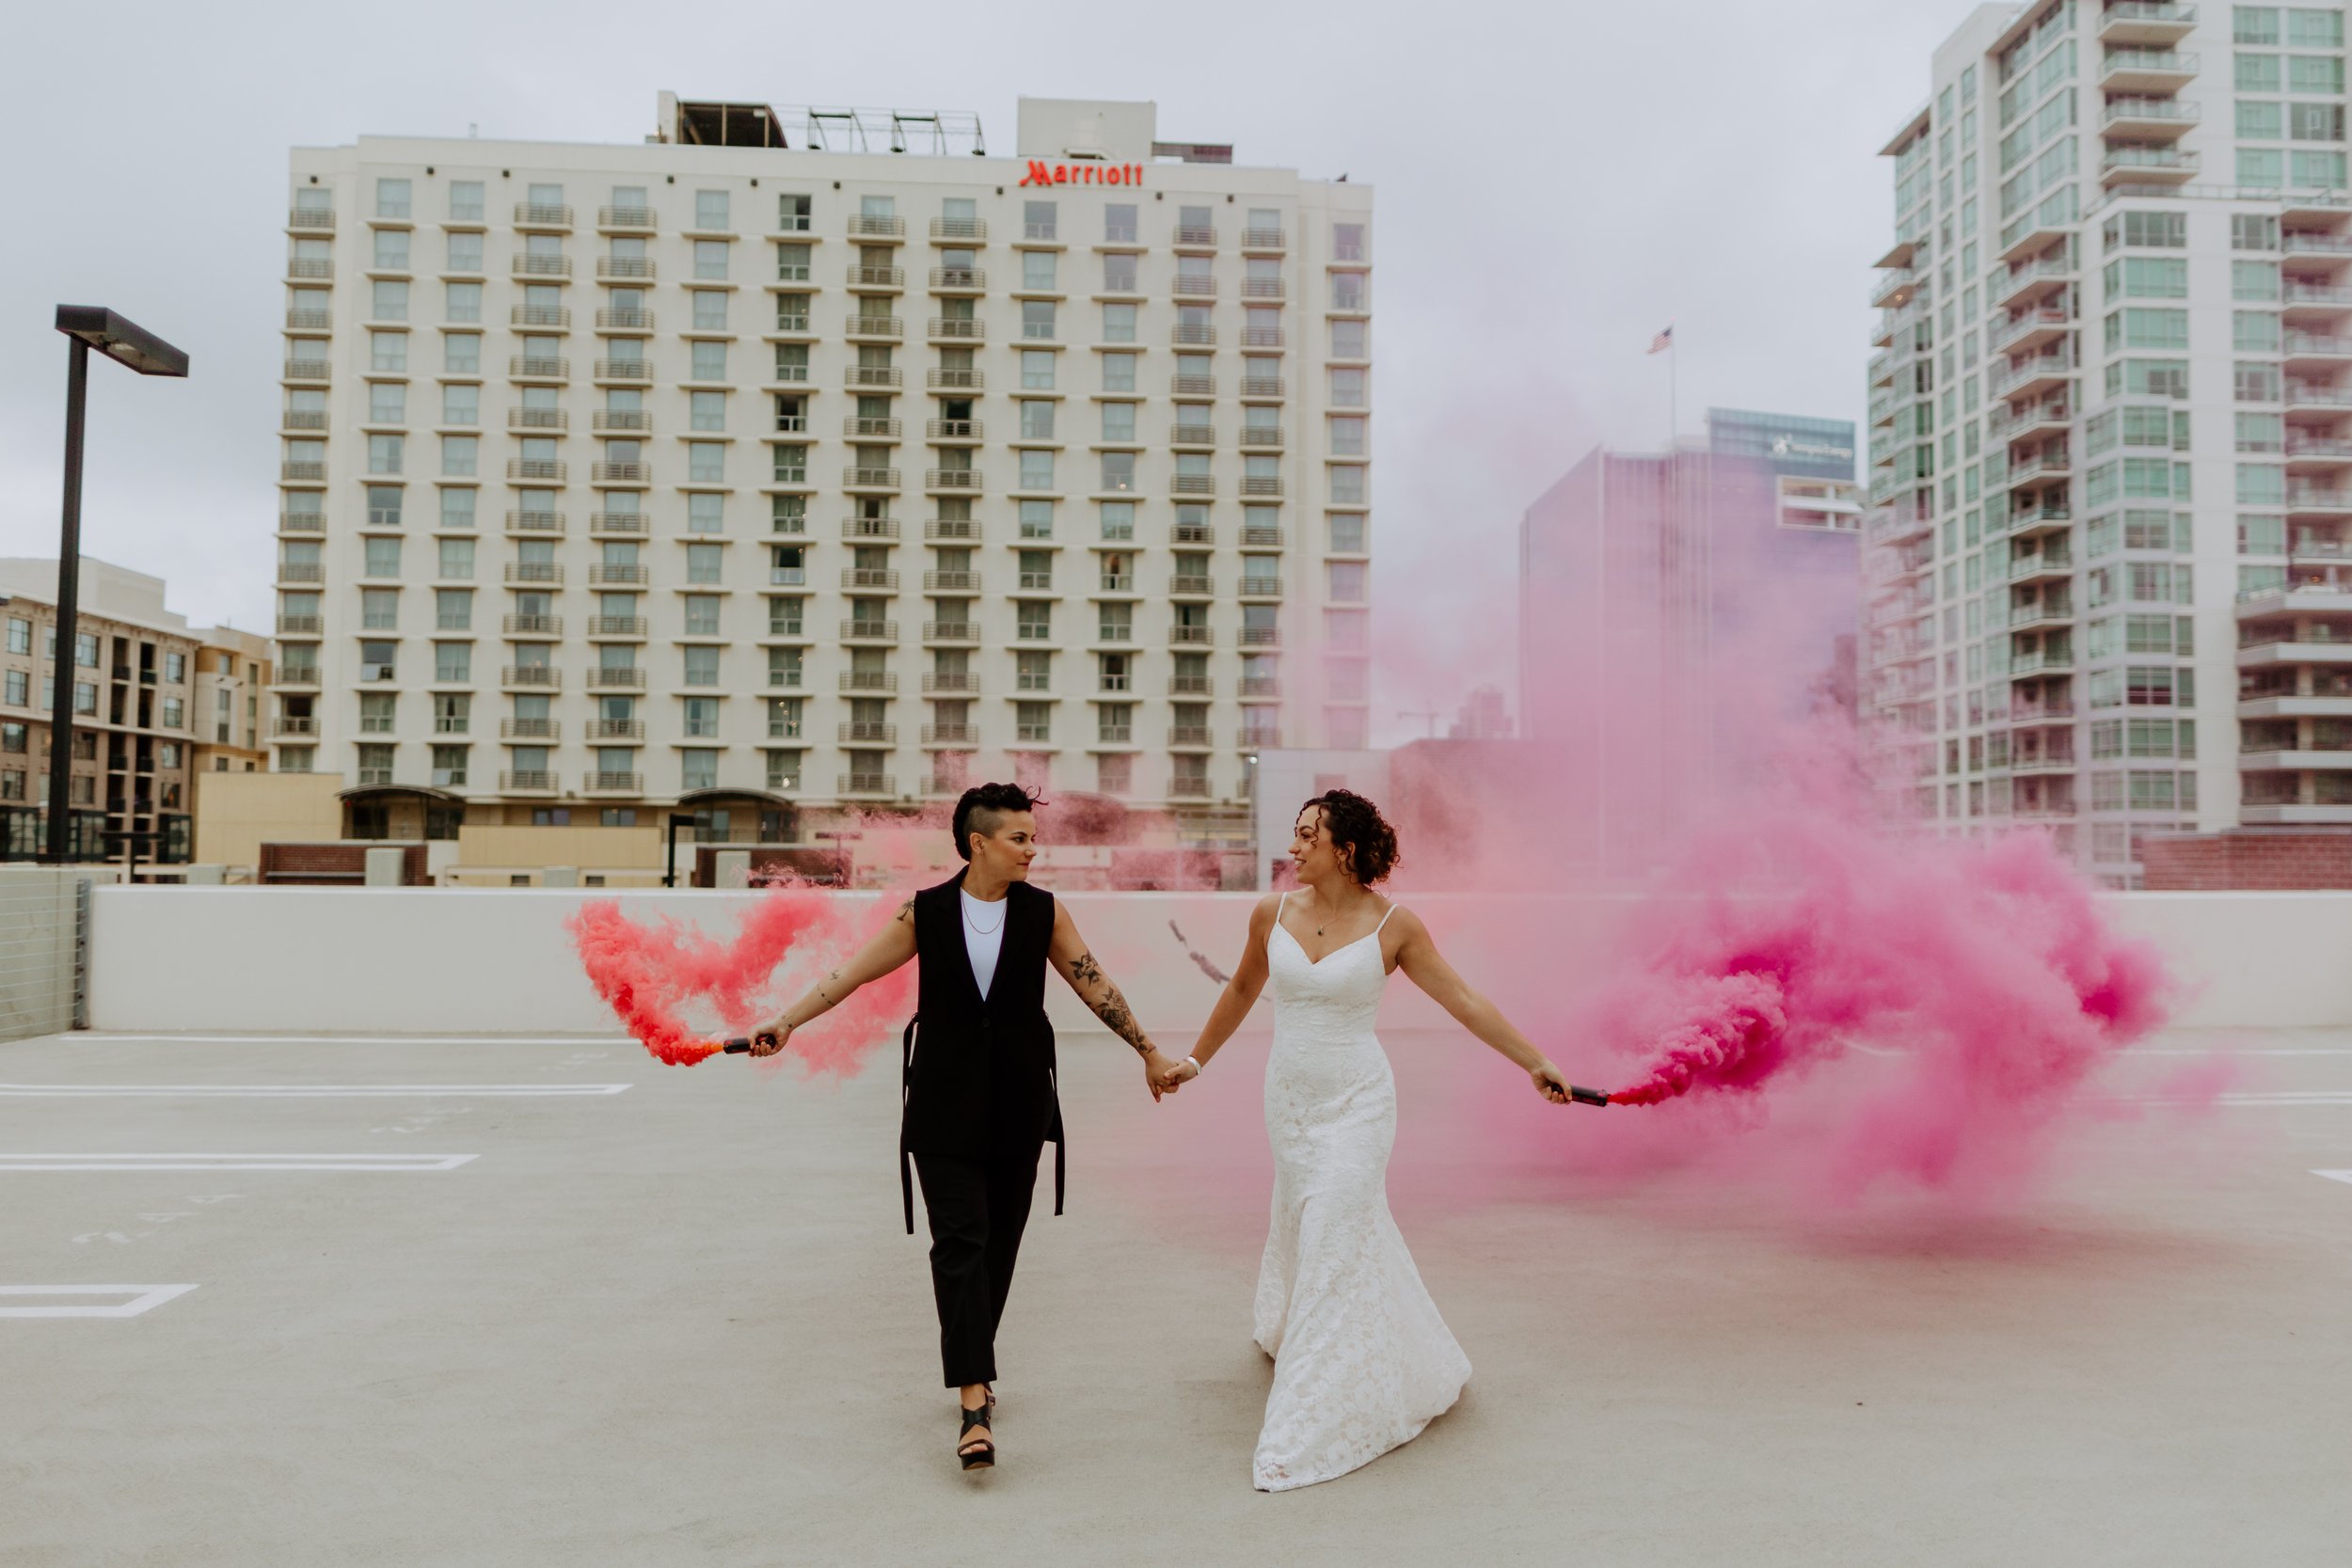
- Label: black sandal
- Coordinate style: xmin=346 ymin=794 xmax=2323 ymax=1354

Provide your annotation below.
xmin=958 ymin=1404 xmax=995 ymax=1471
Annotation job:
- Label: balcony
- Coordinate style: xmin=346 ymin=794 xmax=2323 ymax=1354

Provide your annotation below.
xmin=1172 ymin=274 xmax=1217 ymax=300
xmin=275 ymin=614 xmax=323 ymax=635
xmin=1169 ymin=626 xmax=1214 ymax=647
xmin=508 ymin=408 xmax=568 ymax=431
xmin=925 ymin=467 xmax=980 ymax=492
xmin=1241 ymin=426 xmax=1286 ymax=451
xmin=509 ymin=356 xmax=569 ymax=381
xmin=925 ymin=517 xmax=980 ymax=541
xmin=838 ymin=619 xmax=898 ymax=641
xmin=586 ymin=667 xmax=647 ymax=689
xmin=2097 ymin=48 xmax=2196 ymax=93
xmin=2009 ymin=645 xmax=2075 ymax=676
xmin=838 ymin=772 xmax=898 ymax=796
xmin=927 ymin=367 xmax=981 ymax=390
xmin=1991 ymin=398 xmax=2073 ymax=445
xmin=930 ymin=217 xmax=987 ymax=242
xmin=2009 ymin=549 xmax=2074 ymax=585
xmin=2098 ymin=2 xmax=2198 ymax=45
xmin=501 ymin=666 xmax=561 ymax=689
xmin=586 ymin=616 xmax=647 ymax=638
xmin=1992 ymin=347 xmax=2076 ymax=400
xmin=506 ymin=459 xmax=566 ymax=483
xmin=925 ymin=419 xmax=982 ymax=443
xmin=500 ymin=770 xmax=558 ymax=792
xmin=928 ymin=317 xmax=983 ymax=341
xmin=1870 ymin=267 xmax=1921 ymax=309
xmin=1238 ymin=578 xmax=1284 ymax=600
xmin=847 ymin=264 xmax=905 ymax=291
xmin=921 ymin=723 xmax=978 ymax=747
xmin=2287 ymin=485 xmax=2352 ymax=515
xmin=845 ymin=314 xmax=903 ymax=340
xmin=840 ymin=466 xmax=900 ymax=491
xmin=1169 ymin=422 xmax=1217 ymax=448
xmin=848 ymin=214 xmax=906 ymax=239
xmin=512 ymin=254 xmax=572 ymax=278
xmin=1174 ymin=225 xmax=1217 ymax=249
xmin=582 ymin=771 xmax=643 ymax=794
xmin=1995 ymin=253 xmax=2076 ymax=312
xmin=839 ymin=721 xmax=898 ymax=745
xmin=2286 ymin=333 xmax=2352 ymax=370
xmin=2007 ymin=448 xmax=2073 ymax=486
xmin=2100 ymin=146 xmax=2199 ymax=186
xmin=595 ymin=306 xmax=655 ymax=331
xmin=1241 ymin=475 xmax=1284 ymax=498
xmin=2008 ymin=602 xmax=2075 ymax=634
xmin=1172 ymin=521 xmax=1216 ymax=546
xmin=504 ymin=562 xmax=563 ymax=585
xmin=1169 ymin=574 xmax=1215 ymax=597
xmin=842 ymin=567 xmax=899 ymax=591
xmin=922 ymin=621 xmax=980 ymax=643
xmin=1241 ymin=277 xmax=1286 ymax=301
xmin=596 ymin=257 xmax=657 ymax=281
xmin=1171 ymin=474 xmax=1216 ymax=497
xmin=593 ymin=358 xmax=651 ymax=384
xmin=583 ymin=720 xmax=644 ymax=741
xmin=1168 ymin=725 xmax=1213 ymax=749
xmin=279 ymin=462 xmax=326 ymax=482
xmin=846 ymin=366 xmax=903 ymax=389
xmin=591 ymin=462 xmax=650 ymax=484
xmin=1239 ymin=626 xmax=1281 ymax=647
xmin=271 ymin=716 xmax=318 ymax=737
xmin=1172 ymin=324 xmax=1217 ymax=347
xmin=589 ymin=512 xmax=646 ymax=535
xmin=923 ymin=672 xmax=980 ymax=694
xmin=283 ymin=358 xmax=331 ymax=382
xmin=592 ymin=410 xmax=652 ymax=435
xmin=287 ymin=256 xmax=333 ymax=281
xmin=930 ymin=266 xmax=985 ymax=293
xmin=511 ymin=305 xmax=571 ymax=331
xmin=923 ymin=568 xmax=982 ymax=593
xmin=1995 ymin=307 xmax=2074 ymax=356
xmin=597 ymin=205 xmax=656 ymax=231
xmin=1241 ymin=327 xmax=1284 ymax=348
xmin=288 ymin=205 xmax=335 ymax=232
xmin=2010 ymin=504 xmax=2074 ymax=538
xmin=501 ymin=614 xmax=563 ymax=639
xmin=2284 ymin=232 xmax=2352 ymax=261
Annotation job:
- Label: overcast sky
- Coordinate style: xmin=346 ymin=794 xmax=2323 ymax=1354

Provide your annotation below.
xmin=0 ymin=0 xmax=1974 ymax=745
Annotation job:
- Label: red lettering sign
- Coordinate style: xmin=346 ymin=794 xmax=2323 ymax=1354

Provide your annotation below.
xmin=1019 ymin=162 xmax=1144 ymax=188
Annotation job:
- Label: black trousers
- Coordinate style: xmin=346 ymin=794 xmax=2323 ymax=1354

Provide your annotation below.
xmin=913 ymin=1144 xmax=1043 ymax=1388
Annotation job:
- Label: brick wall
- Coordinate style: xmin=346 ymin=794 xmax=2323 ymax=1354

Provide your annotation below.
xmin=259 ymin=841 xmax=428 ymax=885
xmin=2139 ymin=831 xmax=2352 ymax=890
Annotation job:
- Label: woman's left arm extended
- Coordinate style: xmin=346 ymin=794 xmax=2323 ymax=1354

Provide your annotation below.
xmin=1391 ymin=908 xmax=1574 ymax=1104
xmin=1047 ymin=902 xmax=1179 ymax=1101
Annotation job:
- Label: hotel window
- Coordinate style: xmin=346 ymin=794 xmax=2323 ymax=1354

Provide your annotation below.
xmin=444 ymin=333 xmax=481 ymax=372
xmin=1333 ymin=223 xmax=1366 ymax=261
xmin=683 ymin=646 xmax=721 ymax=687
xmin=1022 ymin=250 xmax=1057 ymax=291
xmin=1104 ymin=203 xmax=1137 ymax=243
xmin=693 ymin=240 xmax=730 ymax=280
xmin=441 ymin=383 xmax=479 ymax=425
xmin=778 ymin=192 xmax=812 ymax=231
xmin=1330 ymin=319 xmax=1367 ymax=357
xmin=683 ymin=696 xmax=721 ymax=739
xmin=370 ymin=331 xmax=407 ymax=372
xmin=1330 ymin=367 xmax=1367 ymax=407
xmin=688 ymin=493 xmax=725 ymax=533
xmin=776 ymin=242 xmax=813 ymax=281
xmin=1103 ymin=253 xmax=1137 ymax=293
xmin=1019 ymin=451 xmax=1056 ymax=490
xmin=1101 ymin=353 xmax=1137 ymax=393
xmin=368 ymin=382 xmax=407 ymax=424
xmin=373 ymin=229 xmax=410 ymax=270
xmin=440 ymin=436 xmax=476 ymax=476
xmin=1099 ymin=501 xmax=1136 ymax=541
xmin=1100 ymin=402 xmax=1136 ymax=442
xmin=372 ymin=279 xmax=409 ymax=321
xmin=436 ymin=589 xmax=472 ymax=630
xmin=448 ymin=181 xmax=484 ymax=221
xmin=1019 ymin=400 xmax=1057 ymax=440
xmin=374 ymin=178 xmax=411 ymax=218
xmin=1327 ymin=562 xmax=1368 ymax=603
xmin=1329 ymin=272 xmax=1367 ymax=310
xmin=694 ymin=189 xmax=731 ymax=230
xmin=691 ymin=341 xmax=728 ymax=380
xmin=1016 ymin=602 xmax=1053 ymax=641
xmin=691 ymin=291 xmax=729 ymax=330
xmin=687 ymin=443 xmax=725 ymax=483
xmin=1101 ymin=452 xmax=1139 ymax=492
xmin=1022 ymin=300 xmax=1057 ymax=340
xmin=1102 ymin=302 xmax=1137 ymax=342
xmin=1024 ymin=200 xmax=1057 ymax=241
xmin=1019 ymin=499 xmax=1054 ymax=539
xmin=1328 ymin=416 xmax=1367 ymax=455
xmin=691 ymin=390 xmax=727 ymax=432
xmin=1021 ymin=350 xmax=1056 ymax=390
xmin=1328 ymin=514 xmax=1367 ymax=552
xmin=439 ymin=488 xmax=477 ymax=529
xmin=367 ymin=434 xmax=405 ymax=475
xmin=687 ymin=545 xmax=724 ymax=584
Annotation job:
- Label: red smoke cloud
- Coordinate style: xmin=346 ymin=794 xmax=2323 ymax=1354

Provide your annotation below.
xmin=569 ymin=883 xmax=914 ymax=1071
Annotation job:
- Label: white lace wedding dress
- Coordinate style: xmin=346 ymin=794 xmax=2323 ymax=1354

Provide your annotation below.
xmin=1251 ymin=895 xmax=1471 ymax=1492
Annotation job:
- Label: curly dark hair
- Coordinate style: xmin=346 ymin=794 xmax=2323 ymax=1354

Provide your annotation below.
xmin=951 ymin=782 xmax=1044 ymax=861
xmin=1298 ymin=788 xmax=1400 ymax=885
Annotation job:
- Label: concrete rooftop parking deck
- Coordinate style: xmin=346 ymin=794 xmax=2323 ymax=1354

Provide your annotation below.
xmin=2 ymin=1024 xmax=2348 ymax=1568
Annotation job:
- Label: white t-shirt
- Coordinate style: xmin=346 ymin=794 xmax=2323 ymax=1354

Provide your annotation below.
xmin=960 ymin=888 xmax=1008 ymax=1000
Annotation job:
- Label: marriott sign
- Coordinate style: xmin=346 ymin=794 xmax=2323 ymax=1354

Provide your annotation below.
xmin=1020 ymin=160 xmax=1146 ymax=187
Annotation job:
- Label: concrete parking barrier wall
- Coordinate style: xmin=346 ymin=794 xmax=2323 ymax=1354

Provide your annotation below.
xmin=77 ymin=885 xmax=2352 ymax=1038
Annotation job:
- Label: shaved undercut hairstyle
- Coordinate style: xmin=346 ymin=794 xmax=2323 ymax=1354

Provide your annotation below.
xmin=952 ymin=782 xmax=1044 ymax=861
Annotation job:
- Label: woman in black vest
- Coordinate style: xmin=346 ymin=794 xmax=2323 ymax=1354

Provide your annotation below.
xmin=751 ymin=783 xmax=1180 ymax=1471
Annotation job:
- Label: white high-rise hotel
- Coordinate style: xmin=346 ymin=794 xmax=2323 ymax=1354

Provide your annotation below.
xmin=273 ymin=97 xmax=1374 ymax=847
xmin=1866 ymin=3 xmax=2352 ymax=885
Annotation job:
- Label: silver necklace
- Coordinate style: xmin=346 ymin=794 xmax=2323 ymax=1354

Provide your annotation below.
xmin=961 ymin=893 xmax=1008 ymax=935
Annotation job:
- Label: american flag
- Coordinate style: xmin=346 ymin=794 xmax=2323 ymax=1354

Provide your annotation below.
xmin=1648 ymin=325 xmax=1674 ymax=355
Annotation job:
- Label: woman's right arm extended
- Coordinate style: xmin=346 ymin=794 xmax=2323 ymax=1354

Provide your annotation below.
xmin=750 ymin=895 xmax=920 ymax=1056
xmin=1160 ymin=895 xmax=1279 ymax=1086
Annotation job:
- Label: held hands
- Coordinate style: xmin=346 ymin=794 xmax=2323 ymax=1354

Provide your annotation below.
xmin=748 ymin=1019 xmax=794 ymax=1059
xmin=1531 ymin=1061 xmax=1571 ymax=1105
xmin=1141 ymin=1045 xmax=1183 ymax=1103
xmin=1155 ymin=1053 xmax=1200 ymax=1095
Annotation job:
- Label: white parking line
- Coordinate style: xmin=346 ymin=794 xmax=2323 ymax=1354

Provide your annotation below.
xmin=0 ymin=1153 xmax=479 ymax=1172
xmin=0 ymin=1285 xmax=198 ymax=1319
xmin=2315 ymin=1170 xmax=2352 ymax=1186
xmin=56 ymin=1035 xmax=626 ymax=1047
xmin=0 ymin=1083 xmax=630 ymax=1098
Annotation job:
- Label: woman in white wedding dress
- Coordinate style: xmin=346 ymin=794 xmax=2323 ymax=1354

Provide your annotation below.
xmin=1160 ymin=789 xmax=1582 ymax=1492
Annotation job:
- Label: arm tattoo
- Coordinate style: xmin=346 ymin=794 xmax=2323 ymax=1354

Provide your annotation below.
xmin=1071 ymin=951 xmax=1150 ymax=1056
xmin=893 ymin=898 xmax=914 ymax=924
xmin=1071 ymin=951 xmax=1104 ymax=989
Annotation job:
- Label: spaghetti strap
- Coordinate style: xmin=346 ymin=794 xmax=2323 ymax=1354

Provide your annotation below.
xmin=1373 ymin=902 xmax=1400 ymax=934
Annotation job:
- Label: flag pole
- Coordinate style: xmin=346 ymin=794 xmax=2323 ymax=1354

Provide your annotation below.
xmin=1669 ymin=335 xmax=1678 ymax=447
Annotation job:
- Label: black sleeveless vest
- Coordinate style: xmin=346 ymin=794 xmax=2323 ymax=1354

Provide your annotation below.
xmin=899 ymin=869 xmax=1063 ymax=1232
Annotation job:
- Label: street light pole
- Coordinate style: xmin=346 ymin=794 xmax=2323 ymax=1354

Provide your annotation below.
xmin=42 ymin=338 xmax=90 ymax=863
xmin=42 ymin=307 xmax=189 ymax=866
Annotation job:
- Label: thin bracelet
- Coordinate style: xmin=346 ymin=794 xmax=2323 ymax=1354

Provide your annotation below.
xmin=1184 ymin=1054 xmax=1202 ymax=1076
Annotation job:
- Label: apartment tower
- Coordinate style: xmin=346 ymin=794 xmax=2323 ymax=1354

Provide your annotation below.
xmin=1865 ymin=0 xmax=2352 ymax=885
